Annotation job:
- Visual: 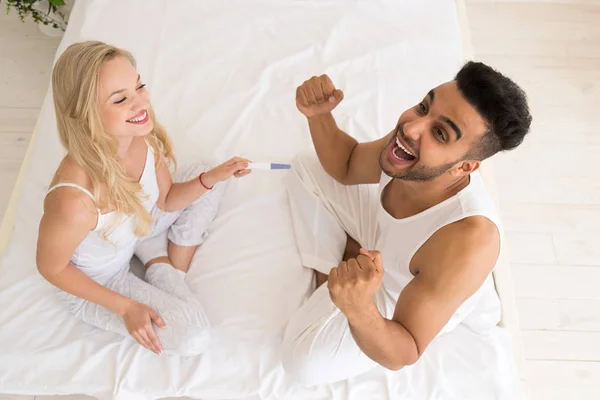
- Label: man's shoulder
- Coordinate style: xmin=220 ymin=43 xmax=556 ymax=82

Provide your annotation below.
xmin=416 ymin=216 xmax=500 ymax=277
xmin=434 ymin=216 xmax=499 ymax=252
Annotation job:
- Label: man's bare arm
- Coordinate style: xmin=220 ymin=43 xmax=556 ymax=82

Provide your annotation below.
xmin=345 ymin=217 xmax=500 ymax=369
xmin=296 ymin=75 xmax=392 ymax=185
xmin=343 ymin=131 xmax=393 ymax=185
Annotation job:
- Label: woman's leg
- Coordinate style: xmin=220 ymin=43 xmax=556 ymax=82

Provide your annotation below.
xmin=137 ymin=161 xmax=227 ymax=273
xmin=167 ymin=241 xmax=197 ymax=272
xmin=135 ymin=161 xmax=227 ymax=307
xmin=66 ymin=267 xmax=210 ymax=356
xmin=137 ymin=234 xmax=201 ymax=306
xmin=143 ymin=242 xmax=196 ymax=273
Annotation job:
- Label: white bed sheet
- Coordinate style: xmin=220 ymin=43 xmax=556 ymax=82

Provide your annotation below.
xmin=0 ymin=1 xmax=525 ymax=399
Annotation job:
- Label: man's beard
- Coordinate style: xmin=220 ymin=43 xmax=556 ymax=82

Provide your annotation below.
xmin=379 ymin=156 xmax=456 ymax=181
xmin=383 ymin=161 xmax=456 ymax=181
xmin=378 ymin=136 xmax=457 ymax=182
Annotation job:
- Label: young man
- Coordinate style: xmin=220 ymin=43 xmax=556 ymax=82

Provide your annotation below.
xmin=282 ymin=62 xmax=532 ymax=385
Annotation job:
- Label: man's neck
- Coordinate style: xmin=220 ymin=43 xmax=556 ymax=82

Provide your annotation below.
xmin=387 ymin=174 xmax=471 ymax=218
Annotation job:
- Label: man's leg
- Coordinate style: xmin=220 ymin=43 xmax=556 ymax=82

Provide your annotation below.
xmin=282 ymin=280 xmax=394 ymax=385
xmin=315 ymin=234 xmax=361 ymax=287
xmin=283 ymin=153 xmax=389 ymax=385
xmin=285 ymin=153 xmax=380 ymax=277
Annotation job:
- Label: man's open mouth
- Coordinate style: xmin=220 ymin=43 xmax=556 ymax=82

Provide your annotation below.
xmin=392 ymin=135 xmax=416 ymax=161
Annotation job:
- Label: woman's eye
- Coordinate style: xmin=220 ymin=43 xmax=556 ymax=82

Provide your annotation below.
xmin=114 ymin=97 xmax=126 ymax=104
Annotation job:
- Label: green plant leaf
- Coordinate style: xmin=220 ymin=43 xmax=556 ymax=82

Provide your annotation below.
xmin=3 ymin=0 xmax=67 ymax=30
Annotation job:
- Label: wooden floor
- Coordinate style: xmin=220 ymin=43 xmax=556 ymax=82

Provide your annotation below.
xmin=1 ymin=1 xmax=599 ymax=399
xmin=467 ymin=1 xmax=600 ymax=399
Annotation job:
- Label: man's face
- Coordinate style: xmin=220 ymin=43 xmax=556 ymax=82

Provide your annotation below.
xmin=379 ymin=81 xmax=488 ymax=181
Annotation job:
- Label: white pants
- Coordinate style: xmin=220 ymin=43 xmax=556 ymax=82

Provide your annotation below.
xmin=282 ymin=153 xmax=396 ymax=385
xmin=63 ymin=163 xmax=226 ymax=357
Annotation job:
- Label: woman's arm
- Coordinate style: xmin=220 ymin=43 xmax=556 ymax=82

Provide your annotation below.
xmin=37 ymin=190 xmax=133 ymax=315
xmin=154 ymin=156 xmax=206 ymax=212
xmin=37 ymin=190 xmax=166 ymax=354
xmin=155 ymin=156 xmax=250 ymax=212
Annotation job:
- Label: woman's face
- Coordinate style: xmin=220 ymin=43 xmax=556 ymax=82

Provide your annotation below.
xmin=97 ymin=55 xmax=153 ymax=138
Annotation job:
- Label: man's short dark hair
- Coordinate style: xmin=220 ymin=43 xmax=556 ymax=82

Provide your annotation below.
xmin=456 ymin=61 xmax=532 ymax=160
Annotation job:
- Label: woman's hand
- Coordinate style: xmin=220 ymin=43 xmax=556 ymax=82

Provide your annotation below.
xmin=201 ymin=157 xmax=251 ymax=188
xmin=122 ymin=301 xmax=166 ymax=355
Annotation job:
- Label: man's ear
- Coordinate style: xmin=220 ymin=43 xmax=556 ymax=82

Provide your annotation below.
xmin=451 ymin=159 xmax=480 ymax=176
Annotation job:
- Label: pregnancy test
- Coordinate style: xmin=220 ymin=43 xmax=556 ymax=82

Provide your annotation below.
xmin=247 ymin=162 xmax=291 ymax=170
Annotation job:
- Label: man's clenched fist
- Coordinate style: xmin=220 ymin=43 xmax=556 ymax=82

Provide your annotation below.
xmin=296 ymin=74 xmax=344 ymax=118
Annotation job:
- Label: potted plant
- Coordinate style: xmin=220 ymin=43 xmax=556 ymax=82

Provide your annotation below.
xmin=2 ymin=0 xmax=72 ymax=36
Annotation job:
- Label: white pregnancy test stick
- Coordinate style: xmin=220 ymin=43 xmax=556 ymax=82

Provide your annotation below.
xmin=247 ymin=162 xmax=291 ymax=170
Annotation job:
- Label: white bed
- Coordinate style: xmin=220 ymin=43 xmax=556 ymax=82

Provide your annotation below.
xmin=0 ymin=1 xmax=527 ymax=399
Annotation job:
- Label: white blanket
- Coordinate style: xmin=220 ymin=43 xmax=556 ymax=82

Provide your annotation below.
xmin=0 ymin=1 xmax=524 ymax=399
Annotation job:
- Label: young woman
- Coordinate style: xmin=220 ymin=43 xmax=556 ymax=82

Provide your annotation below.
xmin=36 ymin=41 xmax=249 ymax=356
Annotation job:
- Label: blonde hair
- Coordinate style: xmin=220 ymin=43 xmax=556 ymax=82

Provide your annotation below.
xmin=52 ymin=41 xmax=176 ymax=236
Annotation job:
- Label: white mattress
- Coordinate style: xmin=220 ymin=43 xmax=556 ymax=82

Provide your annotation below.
xmin=0 ymin=1 xmax=525 ymax=399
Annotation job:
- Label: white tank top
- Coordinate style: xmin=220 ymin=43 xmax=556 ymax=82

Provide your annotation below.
xmin=46 ymin=143 xmax=159 ymax=284
xmin=376 ymin=171 xmax=503 ymax=335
